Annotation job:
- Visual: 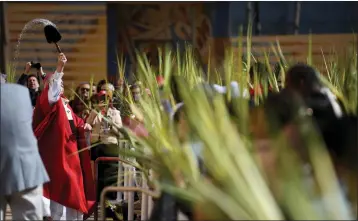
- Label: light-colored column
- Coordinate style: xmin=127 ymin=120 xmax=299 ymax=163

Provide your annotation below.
xmin=127 ymin=166 xmax=134 ymax=221
xmin=140 ymin=172 xmax=148 ymax=220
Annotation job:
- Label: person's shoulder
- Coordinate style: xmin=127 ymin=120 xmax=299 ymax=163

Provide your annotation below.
xmin=264 ymin=89 xmax=289 ymax=107
xmin=1 ymin=83 xmax=29 ymax=97
xmin=1 ymin=83 xmax=28 ymax=91
xmin=1 ymin=84 xmax=33 ymax=116
xmin=265 ymin=88 xmax=300 ymax=106
xmin=110 ymin=107 xmax=121 ymax=115
xmin=262 ymin=89 xmax=302 ymax=127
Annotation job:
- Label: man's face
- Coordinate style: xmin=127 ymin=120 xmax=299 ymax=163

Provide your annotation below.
xmin=27 ymin=76 xmax=39 ymax=90
xmin=79 ymin=84 xmax=90 ymax=100
xmin=92 ymin=85 xmax=97 ymax=95
xmin=131 ymin=87 xmax=141 ymax=102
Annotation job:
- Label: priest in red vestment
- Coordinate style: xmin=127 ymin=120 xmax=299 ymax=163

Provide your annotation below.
xmin=32 ymin=53 xmax=95 ymax=220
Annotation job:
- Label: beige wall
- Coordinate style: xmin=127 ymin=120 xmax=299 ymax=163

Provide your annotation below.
xmin=212 ymin=34 xmax=356 ymax=69
xmin=5 ymin=2 xmax=355 ymax=86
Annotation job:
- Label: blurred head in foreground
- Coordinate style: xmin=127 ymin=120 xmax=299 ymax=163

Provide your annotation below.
xmin=285 ymin=63 xmax=323 ymax=96
xmin=260 ymin=63 xmax=355 ymax=173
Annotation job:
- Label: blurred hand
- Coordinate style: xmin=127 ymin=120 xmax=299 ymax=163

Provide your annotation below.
xmin=37 ymin=67 xmax=46 ymax=77
xmin=56 ymin=53 xmax=67 ymax=73
xmin=24 ymin=62 xmax=32 ymax=74
xmin=83 ymin=123 xmax=92 ymax=131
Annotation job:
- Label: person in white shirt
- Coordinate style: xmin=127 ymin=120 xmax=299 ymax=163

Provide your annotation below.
xmin=86 ymin=87 xmax=123 ymax=201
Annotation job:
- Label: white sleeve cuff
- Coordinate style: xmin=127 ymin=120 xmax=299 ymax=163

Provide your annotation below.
xmin=48 ymin=71 xmax=64 ymax=105
xmin=52 ymin=71 xmax=64 ymax=81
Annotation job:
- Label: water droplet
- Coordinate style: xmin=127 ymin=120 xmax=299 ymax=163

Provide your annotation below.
xmin=12 ymin=19 xmax=57 ymax=74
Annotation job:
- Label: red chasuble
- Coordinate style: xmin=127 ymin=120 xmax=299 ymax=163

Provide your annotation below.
xmin=32 ymin=86 xmax=95 ymax=218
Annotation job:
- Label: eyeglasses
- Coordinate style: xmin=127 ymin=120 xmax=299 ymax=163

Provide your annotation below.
xmin=80 ymin=88 xmax=90 ymax=92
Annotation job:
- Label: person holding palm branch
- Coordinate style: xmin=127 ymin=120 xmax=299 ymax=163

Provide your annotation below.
xmin=86 ymin=87 xmax=123 ymax=202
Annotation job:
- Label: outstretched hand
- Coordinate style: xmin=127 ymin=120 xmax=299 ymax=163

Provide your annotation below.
xmin=83 ymin=123 xmax=92 ymax=131
xmin=56 ymin=53 xmax=67 ymax=73
xmin=24 ymin=62 xmax=32 ymax=74
xmin=37 ymin=67 xmax=46 ymax=78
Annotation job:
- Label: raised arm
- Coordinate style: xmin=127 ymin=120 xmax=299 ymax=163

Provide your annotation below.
xmin=86 ymin=109 xmax=98 ymax=126
xmin=17 ymin=62 xmax=32 ymax=85
xmin=47 ymin=53 xmax=67 ymax=106
xmin=36 ymin=54 xmax=67 ymax=114
xmin=37 ymin=66 xmax=46 ymax=91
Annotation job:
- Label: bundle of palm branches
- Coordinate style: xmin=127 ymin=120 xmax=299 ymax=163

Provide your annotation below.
xmin=110 ymin=31 xmax=357 ymax=220
xmin=5 ymin=64 xmax=17 ymax=83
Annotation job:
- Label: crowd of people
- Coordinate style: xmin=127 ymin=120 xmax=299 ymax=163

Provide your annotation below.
xmin=0 ymin=53 xmax=150 ymax=220
xmin=0 ymin=51 xmax=356 ymax=220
